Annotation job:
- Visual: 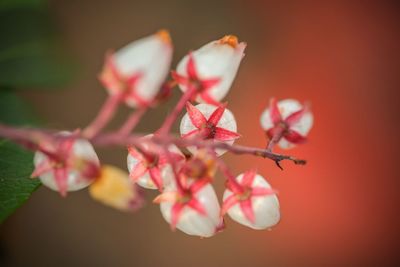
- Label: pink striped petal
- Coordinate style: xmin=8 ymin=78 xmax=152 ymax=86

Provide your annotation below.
xmin=208 ymin=103 xmax=226 ymax=125
xmin=190 ymin=178 xmax=211 ymax=194
xmin=181 ymin=129 xmax=200 ymax=139
xmin=201 ymin=77 xmax=220 ymax=90
xmin=221 ymin=194 xmax=239 ymax=215
xmin=241 ymin=169 xmax=257 ymax=187
xmin=284 ymin=129 xmax=307 ymax=144
xmin=149 ymin=167 xmax=163 ymax=190
xmin=170 ymin=202 xmax=185 ymax=230
xmin=31 ymin=160 xmax=52 ymax=178
xmin=186 ymin=53 xmax=198 ymax=79
xmin=186 ymin=102 xmax=207 ymax=128
xmin=200 ymin=92 xmax=220 ymax=106
xmin=129 ymin=163 xmax=148 ymax=181
xmin=285 ymin=107 xmax=308 ymax=126
xmin=187 ymin=198 xmax=207 ymax=216
xmin=240 ymin=199 xmax=255 ymax=224
xmin=269 ymin=98 xmax=282 ymax=125
xmin=153 ymin=191 xmax=179 ymax=203
xmin=54 ymin=167 xmax=68 ymax=197
xmin=171 ymin=71 xmax=190 ymax=86
xmin=251 ymin=186 xmax=277 ymax=196
xmin=214 ymin=127 xmax=241 ymax=141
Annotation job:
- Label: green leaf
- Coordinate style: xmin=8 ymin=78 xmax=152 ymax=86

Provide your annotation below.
xmin=0 ymin=90 xmax=41 ymax=223
xmin=0 ymin=140 xmax=40 ymax=223
xmin=0 ymin=5 xmax=76 ymax=88
xmin=0 ymin=89 xmax=39 ymax=125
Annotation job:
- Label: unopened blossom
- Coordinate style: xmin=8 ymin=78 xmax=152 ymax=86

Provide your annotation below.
xmin=180 ymin=102 xmax=240 ymax=156
xmin=155 ymin=176 xmax=222 ymax=237
xmin=260 ymin=98 xmax=314 ymax=149
xmin=99 ymin=30 xmax=173 ymax=107
xmin=222 ymin=170 xmax=280 ymax=230
xmin=173 ymin=35 xmax=246 ymax=105
xmin=89 ymin=165 xmax=144 ymax=212
xmin=32 ymin=132 xmax=100 ymax=197
xmin=127 ymin=135 xmax=185 ymax=190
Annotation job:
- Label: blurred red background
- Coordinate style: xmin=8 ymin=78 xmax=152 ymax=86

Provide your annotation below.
xmin=1 ymin=1 xmax=399 ymax=266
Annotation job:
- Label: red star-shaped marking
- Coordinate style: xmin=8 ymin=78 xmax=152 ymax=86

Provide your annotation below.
xmin=31 ymin=133 xmax=81 ymax=197
xmin=172 ymin=53 xmax=221 ymax=105
xmin=182 ymin=102 xmax=241 ymax=141
xmin=128 ymin=146 xmax=184 ymax=191
xmin=153 ymin=177 xmax=211 ymax=230
xmin=267 ymin=98 xmax=308 ymax=144
xmin=99 ymin=51 xmax=150 ymax=107
xmin=221 ymin=169 xmax=276 ymax=223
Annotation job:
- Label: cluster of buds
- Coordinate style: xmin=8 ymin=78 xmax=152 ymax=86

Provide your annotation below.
xmin=0 ymin=30 xmax=313 ymax=238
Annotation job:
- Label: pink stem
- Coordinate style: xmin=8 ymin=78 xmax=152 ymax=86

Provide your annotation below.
xmin=92 ymin=133 xmax=306 ymax=167
xmin=157 ymin=85 xmax=197 ymax=135
xmin=83 ymin=93 xmax=122 ymax=139
xmin=117 ymin=107 xmax=148 ymax=136
xmin=0 ymin=123 xmax=61 ymax=161
xmin=215 ymin=156 xmax=244 ymax=194
xmin=163 ymin=146 xmax=185 ymax=194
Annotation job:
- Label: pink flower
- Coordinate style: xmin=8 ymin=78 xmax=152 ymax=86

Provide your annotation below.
xmin=260 ymin=98 xmax=314 ymax=149
xmin=180 ymin=102 xmax=240 ymax=156
xmin=127 ymin=135 xmax=185 ymax=191
xmin=32 ymin=132 xmax=100 ymax=197
xmin=173 ymin=35 xmax=246 ymax=105
xmin=99 ymin=30 xmax=173 ymax=107
xmin=222 ymin=170 xmax=280 ymax=230
xmin=154 ymin=177 xmax=222 ymax=237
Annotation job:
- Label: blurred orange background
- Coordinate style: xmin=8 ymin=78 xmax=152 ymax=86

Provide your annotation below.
xmin=1 ymin=1 xmax=399 ymax=266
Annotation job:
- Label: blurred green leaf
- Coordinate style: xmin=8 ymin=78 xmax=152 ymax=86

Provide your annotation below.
xmin=0 ymin=140 xmax=40 ymax=223
xmin=0 ymin=90 xmax=41 ymax=224
xmin=0 ymin=4 xmax=75 ymax=88
xmin=0 ymin=0 xmax=46 ymax=11
xmin=0 ymin=89 xmax=39 ymax=125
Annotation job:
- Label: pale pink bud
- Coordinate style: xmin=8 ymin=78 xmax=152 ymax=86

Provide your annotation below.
xmin=99 ymin=30 xmax=173 ymax=107
xmin=127 ymin=135 xmax=185 ymax=190
xmin=260 ymin=98 xmax=314 ymax=149
xmin=222 ymin=170 xmax=280 ymax=230
xmin=180 ymin=103 xmax=240 ymax=156
xmin=32 ymin=132 xmax=100 ymax=196
xmin=174 ymin=35 xmax=246 ymax=105
xmin=155 ymin=179 xmax=222 ymax=237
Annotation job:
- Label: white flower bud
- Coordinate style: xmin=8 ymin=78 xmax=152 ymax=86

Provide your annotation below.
xmin=260 ymin=99 xmax=313 ymax=149
xmin=100 ymin=30 xmax=173 ymax=107
xmin=180 ymin=103 xmax=239 ymax=156
xmin=175 ymin=35 xmax=246 ymax=104
xmin=33 ymin=133 xmax=100 ymax=195
xmin=223 ymin=173 xmax=280 ymax=230
xmin=158 ymin=182 xmax=222 ymax=237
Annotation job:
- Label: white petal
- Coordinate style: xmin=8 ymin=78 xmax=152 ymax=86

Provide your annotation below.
xmin=223 ymin=174 xmax=280 ymax=230
xmin=180 ymin=103 xmax=238 ymax=156
xmin=160 ymin=183 xmax=221 ymax=237
xmin=114 ymin=31 xmax=173 ymax=106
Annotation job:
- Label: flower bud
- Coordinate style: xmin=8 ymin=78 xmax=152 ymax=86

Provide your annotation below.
xmin=127 ymin=135 xmax=185 ymax=190
xmin=260 ymin=98 xmax=313 ymax=149
xmin=99 ymin=30 xmax=173 ymax=107
xmin=155 ymin=179 xmax=222 ymax=237
xmin=222 ymin=170 xmax=280 ymax=230
xmin=32 ymin=132 xmax=100 ymax=196
xmin=174 ymin=35 xmax=246 ymax=105
xmin=89 ymin=165 xmax=144 ymax=212
xmin=180 ymin=103 xmax=240 ymax=156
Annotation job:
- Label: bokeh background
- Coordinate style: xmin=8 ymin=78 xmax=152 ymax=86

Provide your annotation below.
xmin=1 ymin=0 xmax=400 ymax=266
